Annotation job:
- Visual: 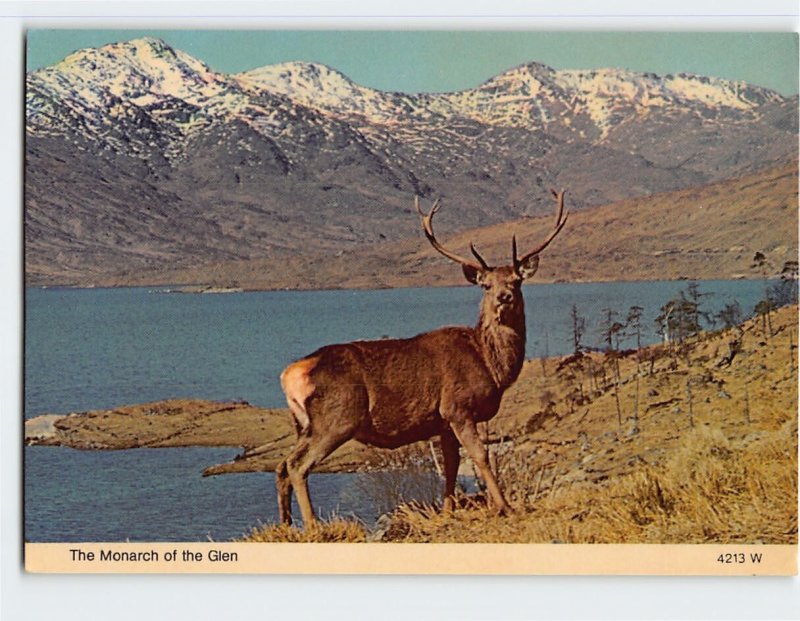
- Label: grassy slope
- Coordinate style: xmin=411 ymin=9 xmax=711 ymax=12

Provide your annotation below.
xmin=244 ymin=304 xmax=798 ymax=544
xmin=95 ymin=162 xmax=798 ymax=290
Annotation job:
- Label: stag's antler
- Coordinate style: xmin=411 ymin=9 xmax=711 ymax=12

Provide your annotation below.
xmin=415 ymin=196 xmax=490 ymax=270
xmin=513 ymin=189 xmax=569 ymax=272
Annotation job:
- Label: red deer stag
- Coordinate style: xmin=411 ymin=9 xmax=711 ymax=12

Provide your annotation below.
xmin=277 ymin=190 xmax=569 ymax=526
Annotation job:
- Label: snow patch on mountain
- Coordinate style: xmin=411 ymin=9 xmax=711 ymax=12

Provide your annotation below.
xmin=25 ymin=36 xmax=790 ymax=154
xmin=235 ymin=61 xmax=431 ymax=125
xmin=27 ymin=38 xmax=368 ymax=161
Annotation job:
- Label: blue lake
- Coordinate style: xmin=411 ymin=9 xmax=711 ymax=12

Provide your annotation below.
xmin=24 ymin=446 xmax=379 ymax=542
xmin=24 ymin=280 xmax=767 ymax=541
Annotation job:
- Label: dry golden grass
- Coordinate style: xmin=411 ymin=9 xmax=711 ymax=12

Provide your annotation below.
xmin=240 ymin=518 xmax=368 ymax=543
xmin=379 ymin=420 xmax=796 ymax=543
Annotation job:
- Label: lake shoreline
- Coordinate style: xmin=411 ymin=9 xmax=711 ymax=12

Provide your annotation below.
xmin=26 ymin=274 xmax=760 ymax=294
xmin=24 ymin=398 xmax=378 ymax=476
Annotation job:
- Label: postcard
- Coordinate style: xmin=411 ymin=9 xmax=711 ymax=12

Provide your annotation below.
xmin=23 ymin=29 xmax=798 ymax=575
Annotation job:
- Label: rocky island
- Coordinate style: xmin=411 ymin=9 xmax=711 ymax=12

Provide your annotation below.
xmin=25 ymin=398 xmax=374 ymax=475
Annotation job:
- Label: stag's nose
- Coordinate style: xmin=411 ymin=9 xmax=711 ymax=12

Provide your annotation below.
xmin=497 ymin=291 xmax=513 ymax=305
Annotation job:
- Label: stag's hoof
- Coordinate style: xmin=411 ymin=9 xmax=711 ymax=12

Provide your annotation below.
xmin=492 ymin=503 xmax=513 ymax=517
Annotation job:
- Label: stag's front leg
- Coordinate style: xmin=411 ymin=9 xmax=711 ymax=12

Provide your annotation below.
xmin=449 ymin=418 xmax=510 ymax=516
xmin=440 ymin=429 xmax=460 ymax=512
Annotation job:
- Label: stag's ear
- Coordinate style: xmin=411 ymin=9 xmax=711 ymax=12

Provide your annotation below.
xmin=462 ymin=264 xmax=486 ymax=285
xmin=517 ymin=255 xmax=540 ymax=280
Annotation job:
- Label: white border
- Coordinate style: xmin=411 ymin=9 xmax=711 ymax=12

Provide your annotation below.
xmin=3 ymin=2 xmax=799 ymax=620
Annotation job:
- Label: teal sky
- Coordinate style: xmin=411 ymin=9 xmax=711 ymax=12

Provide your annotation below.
xmin=26 ymin=30 xmax=799 ymax=95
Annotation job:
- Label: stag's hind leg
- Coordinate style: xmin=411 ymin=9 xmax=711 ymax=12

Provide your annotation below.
xmin=276 ymin=458 xmax=293 ymax=525
xmin=278 ymin=357 xmax=318 ymax=525
xmin=280 ymin=357 xmax=365 ymax=527
xmin=285 ymin=429 xmax=351 ymax=526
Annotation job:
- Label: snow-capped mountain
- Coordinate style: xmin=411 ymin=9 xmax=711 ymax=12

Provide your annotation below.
xmin=27 ymin=37 xmax=375 ymax=166
xmin=28 ymin=37 xmax=789 ymax=149
xmin=25 ymin=37 xmax=798 ymax=284
xmin=237 ymin=58 xmax=785 ymax=137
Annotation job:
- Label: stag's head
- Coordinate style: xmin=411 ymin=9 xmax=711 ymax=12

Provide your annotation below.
xmin=416 ymin=190 xmax=568 ymax=323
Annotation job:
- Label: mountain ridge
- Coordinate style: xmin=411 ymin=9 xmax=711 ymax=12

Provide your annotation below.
xmin=30 ymin=37 xmax=790 ymax=139
xmin=31 ymin=161 xmax=797 ymax=290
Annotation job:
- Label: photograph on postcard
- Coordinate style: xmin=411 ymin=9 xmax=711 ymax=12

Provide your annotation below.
xmin=23 ymin=30 xmax=798 ymax=572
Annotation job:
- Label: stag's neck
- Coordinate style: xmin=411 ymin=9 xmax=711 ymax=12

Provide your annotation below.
xmin=475 ymin=303 xmax=527 ymax=390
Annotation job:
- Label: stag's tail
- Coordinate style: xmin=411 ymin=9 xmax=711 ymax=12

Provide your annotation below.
xmin=279 ymin=357 xmax=319 ymax=434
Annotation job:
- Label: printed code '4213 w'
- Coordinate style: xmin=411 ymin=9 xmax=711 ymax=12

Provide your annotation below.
xmin=717 ymin=553 xmax=763 ymax=564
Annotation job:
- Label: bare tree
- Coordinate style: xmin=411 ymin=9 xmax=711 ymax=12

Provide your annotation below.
xmin=626 ymin=304 xmax=644 ymax=368
xmin=754 ymin=299 xmax=775 ymax=337
xmin=769 ymin=260 xmax=799 ymax=308
xmin=686 ymin=281 xmax=711 ymax=336
xmin=656 ymin=290 xmax=701 ymax=348
xmin=275 ymin=191 xmax=569 ymax=526
xmin=599 ymin=308 xmax=624 ymax=429
xmin=752 ymin=251 xmax=775 ymax=336
xmin=626 ymin=305 xmax=643 ymax=350
xmin=715 ymin=300 xmax=743 ymax=331
xmin=570 ymin=304 xmax=586 ymax=355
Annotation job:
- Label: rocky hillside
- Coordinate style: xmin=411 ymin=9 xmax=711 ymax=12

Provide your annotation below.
xmin=25 ymin=37 xmax=798 ymax=284
xmin=81 ymin=161 xmax=798 ymax=290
